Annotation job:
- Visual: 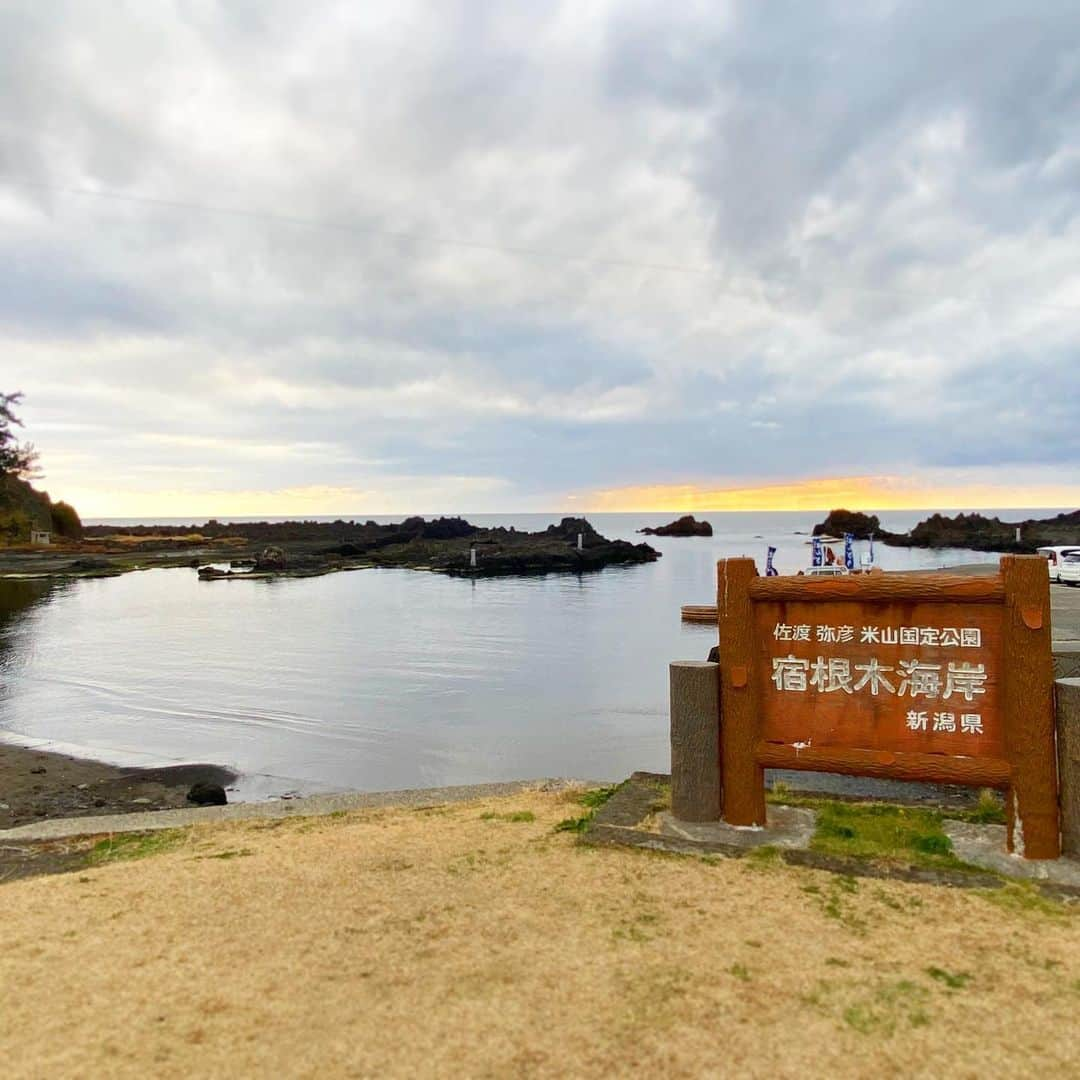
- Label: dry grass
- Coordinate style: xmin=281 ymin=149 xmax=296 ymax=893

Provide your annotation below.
xmin=1 ymin=789 xmax=1077 ymax=1079
xmin=98 ymin=533 xmax=246 ymax=546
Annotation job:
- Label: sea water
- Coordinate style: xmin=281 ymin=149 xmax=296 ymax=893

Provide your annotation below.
xmin=0 ymin=511 xmax=1021 ymax=798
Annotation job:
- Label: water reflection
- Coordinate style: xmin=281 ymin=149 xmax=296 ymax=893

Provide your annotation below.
xmin=0 ymin=512 xmax=1005 ymax=799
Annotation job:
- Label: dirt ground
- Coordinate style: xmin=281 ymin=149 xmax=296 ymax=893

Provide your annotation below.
xmin=0 ymin=741 xmax=235 ymax=831
xmin=1 ymin=788 xmax=1076 ymax=1079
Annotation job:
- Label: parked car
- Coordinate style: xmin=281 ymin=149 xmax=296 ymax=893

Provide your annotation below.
xmin=1060 ymin=553 xmax=1080 ymax=587
xmin=801 ymin=565 xmax=849 ymax=577
xmin=1036 ymin=545 xmax=1080 ymax=582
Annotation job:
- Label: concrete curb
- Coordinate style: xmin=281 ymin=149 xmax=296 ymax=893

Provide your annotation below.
xmin=0 ymin=777 xmax=602 ymax=842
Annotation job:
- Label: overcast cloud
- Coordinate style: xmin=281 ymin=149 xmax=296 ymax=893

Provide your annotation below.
xmin=2 ymin=0 xmax=1079 ymax=515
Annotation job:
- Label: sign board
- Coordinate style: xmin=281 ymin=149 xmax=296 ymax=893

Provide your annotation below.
xmin=757 ymin=600 xmax=1003 ymax=759
xmin=716 ymin=556 xmax=1059 ymax=859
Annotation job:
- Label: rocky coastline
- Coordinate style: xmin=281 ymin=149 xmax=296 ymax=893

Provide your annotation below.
xmin=3 ymin=516 xmax=659 ymax=581
xmin=813 ymin=508 xmax=1080 ymax=553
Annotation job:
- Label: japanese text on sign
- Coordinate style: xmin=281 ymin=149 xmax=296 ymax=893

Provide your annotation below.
xmin=773 ymin=623 xmax=982 ymax=647
xmin=770 ymin=655 xmax=988 ymax=700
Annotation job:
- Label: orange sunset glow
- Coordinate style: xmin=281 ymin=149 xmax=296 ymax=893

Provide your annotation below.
xmin=579 ymin=475 xmax=1080 ymax=513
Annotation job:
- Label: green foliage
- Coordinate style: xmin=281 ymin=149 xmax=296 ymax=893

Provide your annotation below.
xmin=480 ymin=810 xmax=535 ymax=823
xmin=944 ymin=788 xmax=1007 ymax=825
xmin=0 ymin=392 xmax=38 ymax=479
xmin=50 ymin=500 xmax=82 ymax=538
xmin=1 ymin=474 xmax=69 ymax=544
xmin=554 ymin=783 xmax=626 ymax=835
xmin=579 ymin=784 xmax=620 ymax=809
xmin=554 ymin=815 xmax=590 ymax=833
xmin=0 ymin=504 xmax=36 ymax=544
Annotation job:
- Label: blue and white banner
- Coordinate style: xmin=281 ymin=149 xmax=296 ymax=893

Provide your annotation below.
xmin=811 ymin=537 xmax=823 ymax=567
xmin=765 ymin=545 xmax=779 ymax=577
xmin=844 ymin=533 xmax=855 ymax=570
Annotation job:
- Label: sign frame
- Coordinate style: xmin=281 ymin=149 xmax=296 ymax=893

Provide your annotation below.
xmin=716 ymin=555 xmax=1060 ymax=859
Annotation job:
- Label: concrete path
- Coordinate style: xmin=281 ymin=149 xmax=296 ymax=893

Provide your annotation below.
xmin=0 ymin=777 xmax=596 ymax=842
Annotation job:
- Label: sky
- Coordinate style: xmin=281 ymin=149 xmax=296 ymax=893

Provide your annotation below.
xmin=2 ymin=1 xmax=1080 ymax=518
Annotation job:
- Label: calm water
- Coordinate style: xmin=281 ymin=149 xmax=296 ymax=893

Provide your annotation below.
xmin=0 ymin=511 xmax=1015 ymax=798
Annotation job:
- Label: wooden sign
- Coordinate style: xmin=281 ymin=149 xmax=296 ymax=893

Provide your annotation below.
xmin=717 ymin=556 xmax=1060 ymax=859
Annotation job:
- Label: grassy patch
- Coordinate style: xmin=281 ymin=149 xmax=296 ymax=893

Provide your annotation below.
xmin=978 ymin=882 xmax=1072 ymax=919
xmin=554 ymin=783 xmax=624 ymax=833
xmin=926 ymin=966 xmax=972 ymax=989
xmin=480 ymin=811 xmax=535 ymax=823
xmin=808 ymin=801 xmax=981 ymax=872
xmin=579 ymin=784 xmax=621 ymax=810
xmin=554 ymin=815 xmax=591 ymax=833
xmin=841 ymin=980 xmax=931 ymax=1036
xmin=942 ymin=788 xmax=1007 ymax=826
xmin=87 ymin=830 xmax=187 ymax=866
xmin=744 ymin=844 xmax=782 ymax=867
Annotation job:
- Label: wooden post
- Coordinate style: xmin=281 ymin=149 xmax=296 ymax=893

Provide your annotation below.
xmin=1000 ymin=555 xmax=1060 ymax=858
xmin=718 ymin=558 xmax=766 ymax=826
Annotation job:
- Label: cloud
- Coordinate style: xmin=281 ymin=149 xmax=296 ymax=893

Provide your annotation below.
xmin=2 ymin=1 xmax=1079 ymax=514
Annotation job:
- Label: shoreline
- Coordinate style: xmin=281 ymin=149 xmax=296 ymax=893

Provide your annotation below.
xmin=0 ymin=741 xmax=235 ymax=831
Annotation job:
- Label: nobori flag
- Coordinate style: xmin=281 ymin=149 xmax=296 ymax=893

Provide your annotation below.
xmin=844 ymin=533 xmax=855 ymax=570
xmin=812 ymin=537 xmax=823 ymax=567
xmin=766 ymin=545 xmax=779 ymax=577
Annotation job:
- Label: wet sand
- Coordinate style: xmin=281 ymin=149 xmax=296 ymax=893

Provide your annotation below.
xmin=0 ymin=741 xmax=235 ymax=831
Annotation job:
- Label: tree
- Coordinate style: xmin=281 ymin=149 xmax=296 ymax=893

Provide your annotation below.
xmin=0 ymin=392 xmax=40 ymax=479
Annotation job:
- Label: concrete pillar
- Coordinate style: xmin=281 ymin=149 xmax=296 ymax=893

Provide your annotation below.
xmin=1053 ymin=645 xmax=1080 ymax=681
xmin=670 ymin=660 xmax=721 ymax=822
xmin=1057 ymin=678 xmax=1080 ymax=857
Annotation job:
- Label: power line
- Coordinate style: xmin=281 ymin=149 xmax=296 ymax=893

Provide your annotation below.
xmin=4 ymin=179 xmax=714 ymax=276
xmin=5 ymin=176 xmax=1080 ymax=315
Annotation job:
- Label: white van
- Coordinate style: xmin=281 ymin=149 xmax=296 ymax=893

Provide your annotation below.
xmin=1036 ymin=546 xmax=1080 ymax=583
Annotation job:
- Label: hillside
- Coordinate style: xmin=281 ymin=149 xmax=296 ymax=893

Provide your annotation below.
xmin=0 ymin=474 xmax=82 ymax=545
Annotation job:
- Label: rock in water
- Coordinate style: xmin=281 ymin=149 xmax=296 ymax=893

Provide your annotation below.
xmin=187 ymin=782 xmax=227 ymax=806
xmin=639 ymin=515 xmax=713 ymax=537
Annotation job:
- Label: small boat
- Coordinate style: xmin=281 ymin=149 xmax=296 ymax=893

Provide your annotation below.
xmin=680 ymin=604 xmax=718 ymax=623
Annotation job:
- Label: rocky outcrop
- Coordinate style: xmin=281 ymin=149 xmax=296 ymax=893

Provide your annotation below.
xmin=639 ymin=515 xmax=713 ymax=537
xmin=185 ymin=516 xmax=660 ymax=579
xmin=811 ymin=507 xmax=1080 ymax=553
xmin=812 ymin=510 xmax=885 ymax=541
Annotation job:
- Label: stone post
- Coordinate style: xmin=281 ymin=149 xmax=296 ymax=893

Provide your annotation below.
xmin=1053 ymin=645 xmax=1080 ymax=681
xmin=1057 ymin=678 xmax=1080 ymax=857
xmin=670 ymin=660 xmax=721 ymax=822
